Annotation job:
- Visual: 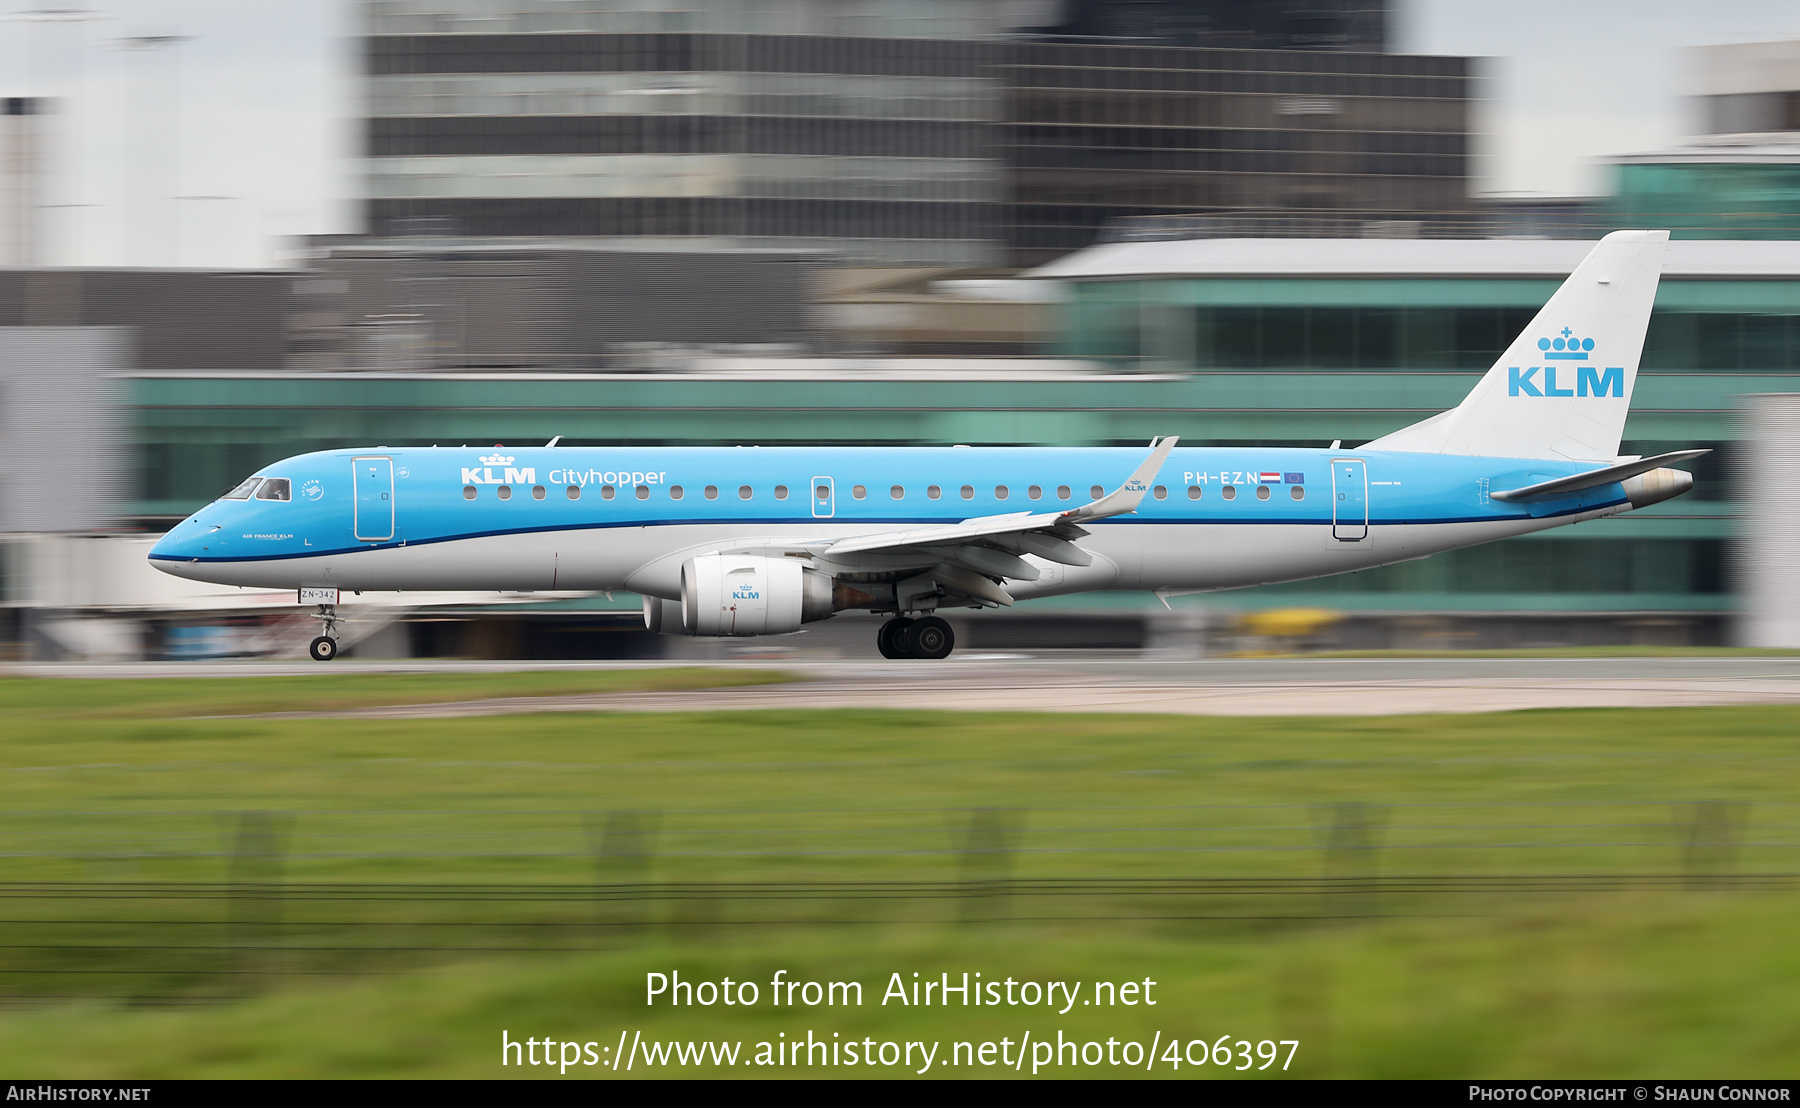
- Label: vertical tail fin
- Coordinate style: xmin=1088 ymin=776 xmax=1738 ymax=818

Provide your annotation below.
xmin=1363 ymin=229 xmax=1668 ymax=461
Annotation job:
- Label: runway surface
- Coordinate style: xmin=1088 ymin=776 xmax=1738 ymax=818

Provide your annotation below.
xmin=13 ymin=655 xmax=1800 ymax=717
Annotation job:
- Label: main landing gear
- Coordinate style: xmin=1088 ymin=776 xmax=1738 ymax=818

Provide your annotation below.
xmin=878 ymin=615 xmax=954 ymax=660
xmin=308 ymin=604 xmax=341 ymax=662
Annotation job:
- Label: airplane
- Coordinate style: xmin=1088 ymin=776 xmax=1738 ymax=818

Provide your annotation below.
xmin=150 ymin=230 xmax=1703 ymax=662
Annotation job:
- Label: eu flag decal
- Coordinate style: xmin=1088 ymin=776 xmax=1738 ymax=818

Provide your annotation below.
xmin=1283 ymin=472 xmax=1304 ymax=484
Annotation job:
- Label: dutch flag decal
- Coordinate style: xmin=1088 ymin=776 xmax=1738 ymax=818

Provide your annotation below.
xmin=1259 ymin=472 xmax=1281 ymax=483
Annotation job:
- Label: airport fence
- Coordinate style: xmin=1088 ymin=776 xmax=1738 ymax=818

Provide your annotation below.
xmin=0 ymin=800 xmax=1792 ymax=1004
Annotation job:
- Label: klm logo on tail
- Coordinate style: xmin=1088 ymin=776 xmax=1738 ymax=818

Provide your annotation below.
xmin=1508 ymin=328 xmax=1623 ymax=398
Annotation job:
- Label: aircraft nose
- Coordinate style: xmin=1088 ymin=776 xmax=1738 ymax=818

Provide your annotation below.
xmin=148 ymin=516 xmax=219 ymax=574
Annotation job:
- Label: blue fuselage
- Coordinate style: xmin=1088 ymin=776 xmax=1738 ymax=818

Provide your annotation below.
xmin=148 ymin=445 xmax=1630 ymax=599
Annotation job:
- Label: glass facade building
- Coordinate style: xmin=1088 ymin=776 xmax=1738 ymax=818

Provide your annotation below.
xmin=1000 ymin=44 xmax=1469 ymax=264
xmin=361 ymin=1 xmax=1470 ymax=266
xmin=1609 ymin=154 xmax=1800 ymax=241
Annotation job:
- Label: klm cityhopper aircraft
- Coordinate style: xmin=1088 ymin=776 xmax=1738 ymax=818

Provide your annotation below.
xmin=152 ymin=230 xmax=1703 ymax=662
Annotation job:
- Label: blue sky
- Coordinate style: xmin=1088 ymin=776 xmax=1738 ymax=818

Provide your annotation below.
xmin=4 ymin=0 xmax=1800 ymax=267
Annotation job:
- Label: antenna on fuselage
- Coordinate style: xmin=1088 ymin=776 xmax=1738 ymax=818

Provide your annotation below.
xmin=545 ymin=435 xmax=562 ymax=447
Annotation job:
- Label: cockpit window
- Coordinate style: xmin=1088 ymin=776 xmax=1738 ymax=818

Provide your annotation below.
xmin=221 ymin=477 xmax=261 ymax=500
xmin=254 ymin=478 xmax=292 ymax=501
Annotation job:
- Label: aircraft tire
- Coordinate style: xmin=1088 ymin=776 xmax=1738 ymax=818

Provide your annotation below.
xmin=309 ymin=636 xmax=339 ymax=662
xmin=877 ymin=618 xmax=913 ymax=659
xmin=906 ymin=617 xmax=954 ymax=660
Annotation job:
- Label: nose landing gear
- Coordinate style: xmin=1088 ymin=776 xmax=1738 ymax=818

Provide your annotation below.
xmin=308 ymin=604 xmax=341 ymax=662
xmin=877 ymin=615 xmax=954 ymax=660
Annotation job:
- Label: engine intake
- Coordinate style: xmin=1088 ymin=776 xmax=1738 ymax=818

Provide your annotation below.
xmin=675 ymin=554 xmax=834 ymax=636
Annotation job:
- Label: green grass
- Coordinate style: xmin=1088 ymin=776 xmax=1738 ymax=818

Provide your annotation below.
xmin=0 ymin=667 xmax=791 ymax=720
xmin=1288 ymin=647 xmax=1800 ymax=659
xmin=0 ymin=679 xmax=1798 ymax=1077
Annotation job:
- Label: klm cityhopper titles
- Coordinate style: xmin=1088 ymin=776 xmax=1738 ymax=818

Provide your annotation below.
xmin=151 ymin=231 xmax=1702 ymax=662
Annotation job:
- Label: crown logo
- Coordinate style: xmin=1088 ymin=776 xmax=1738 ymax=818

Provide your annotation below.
xmin=1538 ymin=327 xmax=1592 ymax=361
xmin=479 ymin=453 xmax=515 ymax=465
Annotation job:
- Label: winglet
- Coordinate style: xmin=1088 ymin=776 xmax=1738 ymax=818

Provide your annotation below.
xmin=1063 ymin=436 xmax=1178 ymax=523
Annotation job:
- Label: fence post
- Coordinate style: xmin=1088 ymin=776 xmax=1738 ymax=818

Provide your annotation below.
xmin=227 ymin=811 xmax=290 ymax=991
xmin=587 ymin=810 xmax=659 ymax=937
xmin=1681 ymin=800 xmax=1746 ymax=889
xmin=1319 ymin=802 xmax=1387 ymax=919
xmin=955 ymin=807 xmax=1021 ymax=924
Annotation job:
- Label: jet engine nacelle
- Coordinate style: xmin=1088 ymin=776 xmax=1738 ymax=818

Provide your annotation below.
xmin=642 ymin=595 xmax=695 ymax=636
xmin=675 ymin=554 xmax=834 ymax=636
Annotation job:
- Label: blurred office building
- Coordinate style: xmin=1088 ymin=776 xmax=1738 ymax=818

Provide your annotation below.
xmin=359 ymin=0 xmax=1471 ymax=267
xmin=1606 ymin=39 xmax=1800 ymax=239
xmin=1 ymin=97 xmax=52 ymax=268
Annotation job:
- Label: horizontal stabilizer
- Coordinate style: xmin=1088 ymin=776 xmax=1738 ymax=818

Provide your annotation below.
xmin=1489 ymin=449 xmax=1709 ymax=502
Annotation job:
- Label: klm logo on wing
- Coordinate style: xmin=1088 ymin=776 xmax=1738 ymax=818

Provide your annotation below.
xmin=462 ymin=452 xmax=537 ymax=486
xmin=1508 ymin=328 xmax=1623 ymax=398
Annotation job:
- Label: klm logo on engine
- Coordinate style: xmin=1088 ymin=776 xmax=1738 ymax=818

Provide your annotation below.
xmin=731 ymin=586 xmax=761 ymax=601
xmin=1508 ymin=328 xmax=1623 ymax=398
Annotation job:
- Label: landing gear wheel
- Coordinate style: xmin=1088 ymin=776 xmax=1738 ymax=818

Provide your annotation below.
xmin=905 ymin=616 xmax=954 ymax=660
xmin=309 ymin=636 xmax=339 ymax=662
xmin=877 ymin=617 xmax=914 ymax=659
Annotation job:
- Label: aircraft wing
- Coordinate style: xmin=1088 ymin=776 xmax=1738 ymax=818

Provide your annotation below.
xmin=805 ymin=436 xmax=1177 ymax=606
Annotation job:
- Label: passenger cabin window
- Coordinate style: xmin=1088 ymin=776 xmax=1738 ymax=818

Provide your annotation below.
xmin=995 ymin=485 xmax=1009 ymax=500
xmin=706 ymin=486 xmax=719 ymax=500
xmin=775 ymin=485 xmax=789 ymax=500
xmin=928 ymin=485 xmax=941 ymax=499
xmin=532 ymin=485 xmax=546 ymax=500
xmin=636 ymin=485 xmax=650 ymax=500
xmin=852 ymin=485 xmax=867 ymax=499
xmin=1028 ymin=485 xmax=1042 ymax=500
xmin=566 ymin=485 xmax=580 ymax=500
xmin=602 ymin=485 xmax=616 ymax=500
xmin=1090 ymin=485 xmax=1104 ymax=500
xmin=670 ymin=486 xmax=684 ymax=500
xmin=1256 ymin=485 xmax=1271 ymax=500
xmin=255 ymin=478 xmax=291 ymax=501
xmin=960 ymin=485 xmax=974 ymax=500
xmin=222 ymin=477 xmax=261 ymax=500
xmin=463 ymin=485 xmax=477 ymax=500
xmin=890 ymin=485 xmax=904 ymax=499
xmin=1291 ymin=486 xmax=1305 ymax=500
xmin=1188 ymin=485 xmax=1202 ymax=500
xmin=1058 ymin=485 xmax=1071 ymax=500
xmin=497 ymin=486 xmax=513 ymax=500
xmin=738 ymin=485 xmax=752 ymax=500
xmin=1153 ymin=485 xmax=1167 ymax=500
xmin=1222 ymin=486 xmax=1237 ymax=500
